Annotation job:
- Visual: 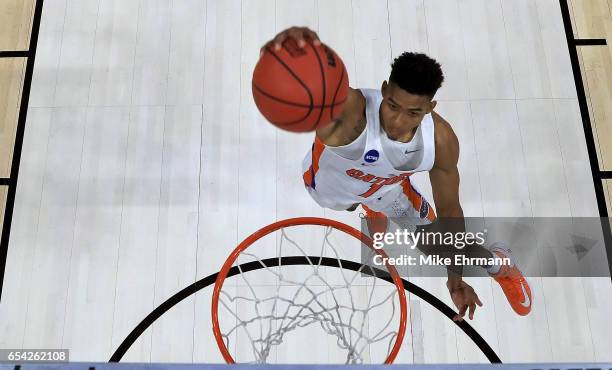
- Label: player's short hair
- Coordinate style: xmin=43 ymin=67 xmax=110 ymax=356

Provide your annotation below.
xmin=389 ymin=52 xmax=444 ymax=98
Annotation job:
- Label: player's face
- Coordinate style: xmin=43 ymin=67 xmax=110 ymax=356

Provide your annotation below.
xmin=380 ymin=81 xmax=436 ymax=141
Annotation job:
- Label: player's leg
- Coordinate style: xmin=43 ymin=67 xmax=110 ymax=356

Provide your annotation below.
xmin=361 ymin=178 xmax=435 ymax=231
xmin=359 ymin=179 xmax=433 ymax=243
xmin=361 ymin=204 xmax=389 ymax=237
xmin=487 ymin=243 xmax=532 ymax=315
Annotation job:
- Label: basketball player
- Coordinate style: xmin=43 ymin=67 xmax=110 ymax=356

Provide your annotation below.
xmin=261 ymin=27 xmax=532 ymax=320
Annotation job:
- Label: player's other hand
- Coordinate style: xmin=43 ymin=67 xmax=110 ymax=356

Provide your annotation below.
xmin=260 ymin=26 xmax=321 ymax=56
xmin=447 ymin=280 xmax=483 ymax=321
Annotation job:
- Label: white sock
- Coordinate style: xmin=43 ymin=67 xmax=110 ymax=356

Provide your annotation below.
xmin=486 ymin=259 xmax=502 ymax=275
xmin=485 ymin=242 xmax=511 ymax=275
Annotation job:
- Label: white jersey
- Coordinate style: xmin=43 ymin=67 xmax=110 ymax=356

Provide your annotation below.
xmin=302 ymin=88 xmax=436 ymax=211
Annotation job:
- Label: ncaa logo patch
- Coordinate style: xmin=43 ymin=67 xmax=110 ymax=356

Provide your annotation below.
xmin=364 ymin=149 xmax=379 ymax=163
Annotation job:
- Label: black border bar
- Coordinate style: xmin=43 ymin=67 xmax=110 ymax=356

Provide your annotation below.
xmin=574 ymin=38 xmax=607 ymax=46
xmin=0 ymin=0 xmax=44 ymax=302
xmin=0 ymin=178 xmax=12 ymax=186
xmin=0 ymin=50 xmax=30 ymax=58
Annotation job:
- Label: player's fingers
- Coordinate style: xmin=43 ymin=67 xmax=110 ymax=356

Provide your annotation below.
xmin=468 ymin=303 xmax=476 ymax=320
xmin=476 ymin=296 xmax=483 ymax=307
xmin=289 ymin=29 xmax=307 ymax=47
xmin=260 ymin=41 xmax=272 ymax=57
xmin=304 ymin=28 xmax=321 ymax=45
xmin=457 ymin=304 xmax=467 ymax=319
xmin=273 ymin=33 xmax=287 ymax=50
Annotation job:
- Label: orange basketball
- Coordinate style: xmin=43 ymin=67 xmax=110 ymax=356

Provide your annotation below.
xmin=252 ymin=39 xmax=349 ymax=132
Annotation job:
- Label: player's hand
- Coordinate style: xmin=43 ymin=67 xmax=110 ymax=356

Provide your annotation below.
xmin=447 ymin=279 xmax=483 ymax=321
xmin=260 ymin=26 xmax=321 ymax=56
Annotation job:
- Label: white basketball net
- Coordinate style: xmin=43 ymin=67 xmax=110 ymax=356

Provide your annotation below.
xmin=215 ymin=224 xmax=405 ymax=364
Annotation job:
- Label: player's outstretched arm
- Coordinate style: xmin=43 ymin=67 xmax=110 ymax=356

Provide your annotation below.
xmin=315 ymin=88 xmax=364 ymax=143
xmin=429 ymin=112 xmax=483 ymax=321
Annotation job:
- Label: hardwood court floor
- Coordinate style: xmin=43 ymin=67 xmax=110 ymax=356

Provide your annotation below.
xmin=0 ymin=0 xmax=611 ymax=365
xmin=569 ymin=0 xmax=612 ymax=213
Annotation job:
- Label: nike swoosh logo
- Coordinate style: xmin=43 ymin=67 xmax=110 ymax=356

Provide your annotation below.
xmin=519 ymin=281 xmax=531 ymax=307
xmin=404 ymin=149 xmax=420 ymax=154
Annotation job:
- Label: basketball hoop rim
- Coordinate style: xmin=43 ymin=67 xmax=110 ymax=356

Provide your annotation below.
xmin=211 ymin=216 xmax=408 ymax=364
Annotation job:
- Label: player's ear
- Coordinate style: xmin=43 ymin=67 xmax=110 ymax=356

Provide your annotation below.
xmin=429 ymin=100 xmax=437 ymax=113
xmin=381 ymin=80 xmax=388 ymax=95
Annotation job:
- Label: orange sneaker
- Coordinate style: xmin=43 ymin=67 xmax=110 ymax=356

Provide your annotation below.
xmin=488 ymin=244 xmax=532 ymax=316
